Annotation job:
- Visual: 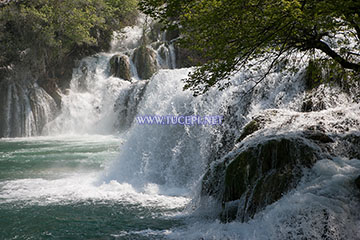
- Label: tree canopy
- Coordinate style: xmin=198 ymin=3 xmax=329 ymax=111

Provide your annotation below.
xmin=139 ymin=0 xmax=360 ymax=94
xmin=0 ymin=0 xmax=138 ymax=70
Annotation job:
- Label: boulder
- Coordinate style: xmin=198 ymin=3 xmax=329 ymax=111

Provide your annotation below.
xmin=132 ymin=45 xmax=157 ymax=80
xmin=110 ymin=55 xmax=132 ymax=81
xmin=335 ymin=133 xmax=360 ymax=159
xmin=303 ymin=130 xmax=334 ymax=143
xmin=202 ymin=136 xmax=320 ymax=222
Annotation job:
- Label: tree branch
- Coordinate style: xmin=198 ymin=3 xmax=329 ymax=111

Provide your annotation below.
xmin=313 ymin=40 xmax=360 ymax=72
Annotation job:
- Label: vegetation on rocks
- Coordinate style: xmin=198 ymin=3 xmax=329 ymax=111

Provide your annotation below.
xmin=202 ymin=136 xmax=321 ymax=222
xmin=110 ymin=55 xmax=132 ymax=81
xmin=221 ymin=137 xmax=319 ymax=222
xmin=237 ymin=120 xmax=260 ymax=143
xmin=133 ymin=45 xmax=157 ymax=79
xmin=0 ymin=0 xmax=138 ymax=86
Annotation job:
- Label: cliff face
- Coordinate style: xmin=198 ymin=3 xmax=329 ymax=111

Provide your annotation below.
xmin=0 ymin=54 xmax=55 ymax=137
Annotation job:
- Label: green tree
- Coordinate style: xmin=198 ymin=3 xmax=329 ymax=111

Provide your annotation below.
xmin=140 ymin=0 xmax=360 ymax=94
xmin=0 ymin=0 xmax=138 ymax=70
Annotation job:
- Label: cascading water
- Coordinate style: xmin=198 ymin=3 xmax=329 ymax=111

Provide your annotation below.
xmin=1 ymin=16 xmax=360 ymax=239
xmin=43 ymin=16 xmax=177 ymax=136
xmin=43 ymin=54 xmax=124 ymax=135
xmin=0 ymin=80 xmax=57 ymax=137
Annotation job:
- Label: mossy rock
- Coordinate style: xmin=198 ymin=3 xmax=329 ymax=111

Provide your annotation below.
xmin=303 ymin=131 xmax=334 ymax=143
xmin=110 ymin=55 xmax=132 ymax=81
xmin=202 ymin=136 xmax=319 ymax=222
xmin=132 ymin=45 xmax=158 ymax=80
xmin=237 ymin=120 xmax=260 ymax=142
xmin=201 ymin=161 xmax=226 ymax=197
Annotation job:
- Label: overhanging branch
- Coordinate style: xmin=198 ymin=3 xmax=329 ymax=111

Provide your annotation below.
xmin=313 ymin=40 xmax=360 ymax=72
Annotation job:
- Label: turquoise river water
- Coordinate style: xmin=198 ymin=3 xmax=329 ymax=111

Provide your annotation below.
xmin=0 ymin=135 xmax=190 ymax=240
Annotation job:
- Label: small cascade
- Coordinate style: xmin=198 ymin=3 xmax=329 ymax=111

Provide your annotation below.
xmin=44 ymin=15 xmax=185 ymax=135
xmin=43 ymin=54 xmax=128 ymax=135
xmin=157 ymin=43 xmax=177 ymax=69
xmin=0 ymin=80 xmax=57 ymax=138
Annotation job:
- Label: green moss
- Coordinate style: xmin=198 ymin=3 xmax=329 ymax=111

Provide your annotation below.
xmin=110 ymin=55 xmax=131 ymax=81
xmin=305 ymin=60 xmax=323 ymax=90
xmin=237 ymin=120 xmax=260 ymax=143
xmin=133 ymin=45 xmax=157 ymax=80
xmin=224 ymin=151 xmax=252 ymax=202
xmin=216 ymin=137 xmax=319 ymax=222
xmin=305 ymin=59 xmax=352 ymax=91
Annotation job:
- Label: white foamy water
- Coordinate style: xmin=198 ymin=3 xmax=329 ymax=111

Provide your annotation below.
xmin=0 ymin=174 xmax=190 ymax=209
xmin=167 ymin=157 xmax=360 ymax=240
xmin=0 ymin=135 xmax=189 ymax=212
xmin=43 ymin=54 xmax=132 ymax=135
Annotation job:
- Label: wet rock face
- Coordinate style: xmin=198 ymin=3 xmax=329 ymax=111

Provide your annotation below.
xmin=334 ymin=133 xmax=360 ymax=160
xmin=237 ymin=120 xmax=260 ymax=143
xmin=355 ymin=176 xmax=360 ymax=190
xmin=114 ymin=80 xmax=149 ymax=131
xmin=0 ymin=80 xmax=58 ymax=137
xmin=110 ymin=55 xmax=132 ymax=81
xmin=38 ymin=78 xmax=62 ymax=108
xmin=202 ymin=136 xmax=320 ymax=222
xmin=133 ymin=45 xmax=158 ymax=80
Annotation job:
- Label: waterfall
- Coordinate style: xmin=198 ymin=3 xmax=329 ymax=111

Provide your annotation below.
xmin=100 ymin=61 xmax=306 ymax=189
xmin=44 ymin=17 xmax=358 ymax=195
xmin=1 ymin=15 xmax=360 ymax=240
xmin=43 ymin=54 xmax=123 ymax=135
xmin=44 ymin=16 xmax=180 ymax=136
xmin=0 ymin=80 xmax=57 ymax=138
